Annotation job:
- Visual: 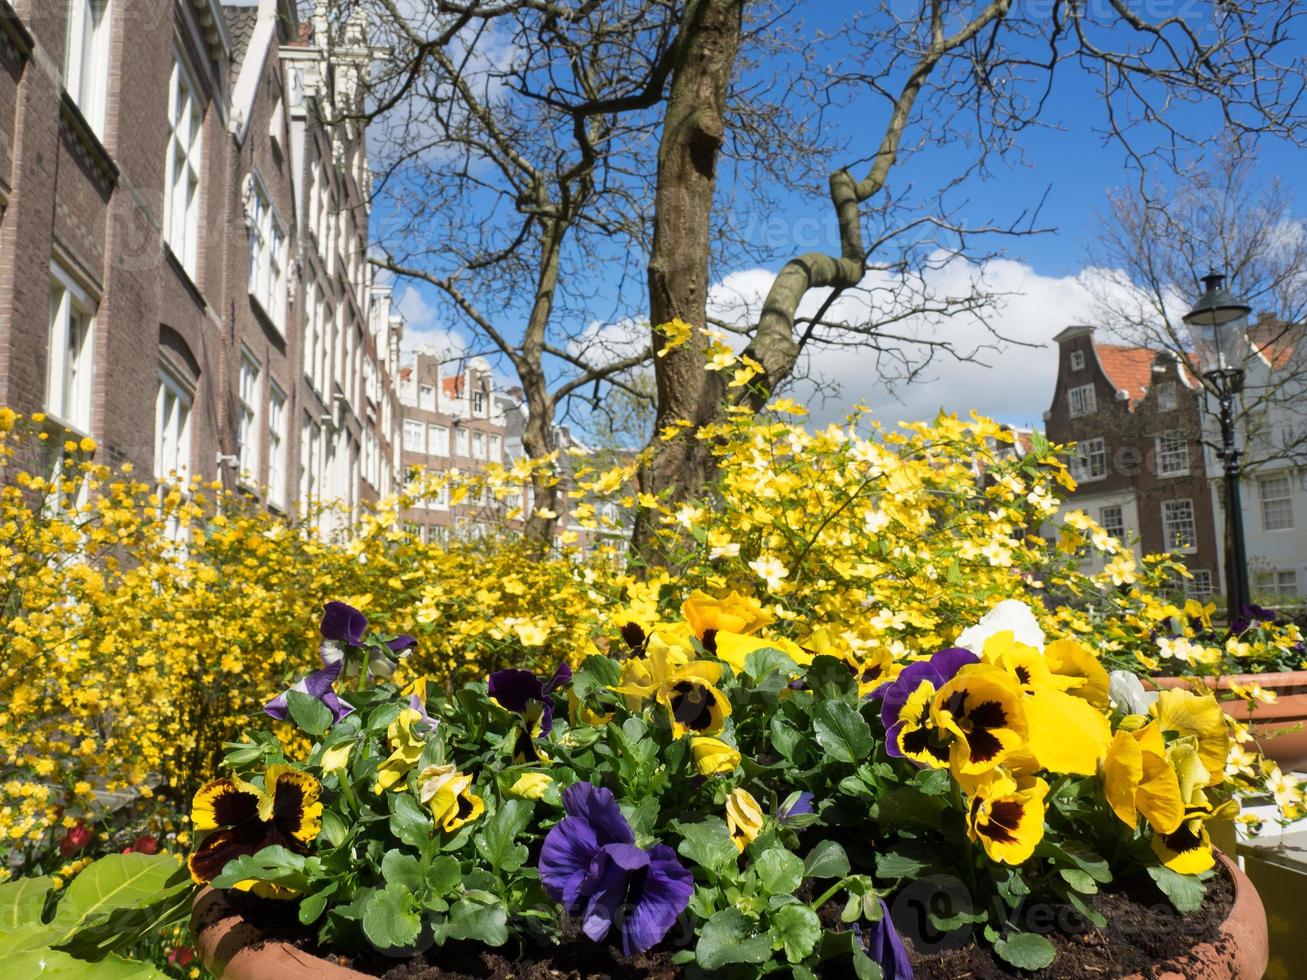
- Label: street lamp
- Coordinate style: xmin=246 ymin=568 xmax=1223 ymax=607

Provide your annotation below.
xmin=1183 ymin=272 xmax=1253 ymax=622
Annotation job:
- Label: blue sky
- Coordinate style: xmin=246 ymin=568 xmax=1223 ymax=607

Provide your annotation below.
xmin=375 ymin=3 xmax=1306 ymax=434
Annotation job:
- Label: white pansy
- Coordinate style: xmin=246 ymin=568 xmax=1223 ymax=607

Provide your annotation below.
xmin=955 ymin=599 xmax=1046 ymax=652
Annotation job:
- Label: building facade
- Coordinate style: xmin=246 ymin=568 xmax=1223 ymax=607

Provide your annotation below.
xmin=0 ymin=0 xmax=398 ymax=530
xmin=1045 ymin=325 xmax=1221 ymax=594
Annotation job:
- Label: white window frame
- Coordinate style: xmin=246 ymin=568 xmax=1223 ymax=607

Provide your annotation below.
xmin=1255 ymin=569 xmax=1299 ymax=599
xmin=429 ymin=424 xmax=449 ymax=457
xmin=473 ymin=390 xmax=486 ymax=415
xmin=154 ymin=368 xmax=192 ymax=485
xmin=1067 ymin=384 xmax=1097 ymax=418
xmin=1155 ymin=430 xmax=1189 ymax=478
xmin=1070 ymin=437 xmax=1107 ymax=483
xmin=455 ymin=427 xmax=469 ymax=457
xmin=403 ymin=418 xmax=425 ymax=453
xmin=472 ymin=429 xmax=485 ymax=460
xmin=1259 ymin=473 xmax=1294 ymax=532
xmin=1098 ymin=504 xmax=1125 ymax=541
xmin=237 ymin=351 xmax=261 ymax=483
xmin=246 ymin=174 xmax=286 ymax=331
xmin=1161 ymin=498 xmax=1197 ymax=554
xmin=164 ymin=50 xmax=203 ymax=277
xmin=267 ymin=382 xmax=287 ymax=508
xmin=419 ymin=384 xmax=436 ymax=412
xmin=64 ymin=0 xmax=112 ymax=136
xmin=1185 ymin=570 xmax=1214 ymax=597
xmin=489 ymin=433 xmax=501 ymax=462
xmin=1069 ymin=350 xmax=1085 ymax=372
xmin=46 ymin=264 xmax=96 ymax=434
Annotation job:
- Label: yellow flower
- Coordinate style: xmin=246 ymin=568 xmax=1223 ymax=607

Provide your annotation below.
xmin=1103 ymin=722 xmax=1184 ymax=835
xmin=959 ymin=767 xmax=1048 ymax=865
xmin=373 ymin=708 xmax=428 ymax=793
xmin=1042 ymin=638 xmax=1110 ymax=709
xmin=417 ymin=764 xmax=484 ymax=832
xmin=682 ymin=590 xmax=773 ymax=643
xmin=1150 ymin=689 xmax=1229 ymax=786
xmin=507 ymin=772 xmax=553 ymax=800
xmin=711 ymin=631 xmax=810 ymax=674
xmin=691 ymin=736 xmax=741 ymax=776
xmin=319 ymin=741 xmax=354 ymax=773
xmin=932 ymin=665 xmax=1029 ymax=777
xmin=1150 ymin=740 xmax=1239 ymax=875
xmin=726 ymin=787 xmax=763 ymax=852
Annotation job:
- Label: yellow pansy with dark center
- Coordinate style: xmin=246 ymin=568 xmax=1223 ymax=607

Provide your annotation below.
xmin=663 ymin=678 xmax=730 ymax=737
xmin=894 ymin=682 xmax=951 ymax=768
xmin=619 ymin=621 xmax=650 ymax=655
xmin=188 ymin=765 xmax=322 ymax=889
xmin=931 ymin=665 xmax=1028 ymax=777
xmin=962 ymin=769 xmax=1048 ymax=865
xmin=418 ymin=764 xmax=485 ymax=832
xmin=682 ymin=591 xmax=773 ymax=649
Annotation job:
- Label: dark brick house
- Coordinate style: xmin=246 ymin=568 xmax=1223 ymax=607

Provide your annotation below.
xmin=1045 ymin=325 xmax=1221 ymax=594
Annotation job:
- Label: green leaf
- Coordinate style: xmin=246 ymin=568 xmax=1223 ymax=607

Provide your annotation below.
xmin=803 ymin=840 xmax=850 ymax=880
xmin=320 ymin=809 xmax=348 ymax=848
xmin=286 ymin=689 xmax=333 ymax=736
xmin=805 ymin=655 xmax=858 ymax=701
xmin=743 ymin=648 xmax=799 ymax=683
xmin=1148 ymin=865 xmax=1206 ymax=914
xmin=444 ymin=899 xmax=508 ymax=946
xmin=362 ymin=884 xmax=421 ymax=949
xmin=756 ymin=849 xmax=805 ymax=896
xmin=696 ymin=908 xmax=773 ymax=969
xmin=676 ymin=818 xmax=739 ymax=879
xmin=769 ymin=717 xmax=803 ymax=762
xmin=425 ymin=856 xmax=461 ymax=897
xmin=381 ymin=850 xmax=423 ymax=893
xmin=52 ymin=854 xmax=186 ymax=933
xmin=389 ymin=792 xmax=432 ymax=848
xmin=771 ymin=904 xmax=821 ymax=962
xmin=1059 ymin=868 xmax=1098 ymax=894
xmin=474 ymin=800 xmax=531 ymax=874
xmin=571 ymin=655 xmax=622 ymax=699
xmin=0 ymin=923 xmax=57 ymax=956
xmin=298 ymin=882 xmax=338 ymax=926
xmin=993 ymin=931 xmax=1055 ymax=971
xmin=875 ymin=850 xmax=930 ymax=880
xmin=208 ymin=846 xmax=308 ymax=891
xmin=0 ymin=875 xmax=53 ymax=928
xmin=0 ymin=947 xmax=165 ymax=977
xmin=812 ymin=700 xmax=872 ymax=764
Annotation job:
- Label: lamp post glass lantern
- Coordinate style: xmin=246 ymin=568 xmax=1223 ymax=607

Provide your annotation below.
xmin=1183 ymin=272 xmax=1253 ymax=622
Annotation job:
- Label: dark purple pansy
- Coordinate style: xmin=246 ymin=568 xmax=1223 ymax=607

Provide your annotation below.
xmin=873 ymin=647 xmax=977 ymax=760
xmin=387 ymin=634 xmax=418 ymax=655
xmin=1231 ymin=603 xmax=1277 ymax=637
xmin=538 ymin=783 xmax=693 ymax=955
xmin=858 ymin=900 xmax=913 ymax=980
xmin=778 ymin=791 xmax=815 ymax=824
xmin=321 ymin=601 xmax=368 ymax=646
xmin=264 ymin=656 xmax=354 ymax=723
xmin=487 ymin=662 xmax=572 ymax=737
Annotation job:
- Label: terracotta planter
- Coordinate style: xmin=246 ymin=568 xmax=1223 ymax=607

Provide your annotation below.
xmin=1153 ymin=670 xmax=1307 ymax=772
xmin=191 ymin=887 xmax=370 ymax=980
xmin=1121 ymin=851 xmax=1268 ymax=980
xmin=194 ymin=851 xmax=1269 ymax=980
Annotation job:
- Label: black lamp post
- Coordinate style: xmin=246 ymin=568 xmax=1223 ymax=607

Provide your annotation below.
xmin=1183 ymin=272 xmax=1253 ymax=622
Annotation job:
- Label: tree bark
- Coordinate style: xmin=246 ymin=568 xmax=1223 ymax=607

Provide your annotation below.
xmin=633 ymin=0 xmax=744 ymax=564
xmin=521 ymin=214 xmax=565 ymax=547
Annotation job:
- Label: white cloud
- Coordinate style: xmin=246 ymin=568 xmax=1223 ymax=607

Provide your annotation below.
xmin=395 ymin=285 xmax=471 ymax=358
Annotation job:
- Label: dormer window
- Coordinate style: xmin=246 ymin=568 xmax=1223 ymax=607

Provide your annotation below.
xmin=1067 ymin=384 xmax=1097 ymax=418
xmin=473 ymin=390 xmax=486 ymax=415
xmin=1070 ymin=350 xmax=1085 ymax=371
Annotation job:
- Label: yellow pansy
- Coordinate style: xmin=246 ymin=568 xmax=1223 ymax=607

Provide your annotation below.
xmin=726 ymin=787 xmax=763 ymax=852
xmin=691 ymin=736 xmax=741 ymax=776
xmin=507 ymin=772 xmax=553 ymax=800
xmin=1103 ymin=722 xmax=1184 ymax=834
xmin=682 ymin=590 xmax=773 ymax=646
xmin=373 ymin=708 xmax=427 ymax=793
xmin=417 ymin=764 xmax=485 ymax=832
xmin=1151 ymin=689 xmax=1229 ymax=786
xmin=712 ymin=631 xmax=811 ymax=674
xmin=1043 ymin=638 xmax=1110 ymax=709
xmin=932 ymin=665 xmax=1029 ymax=777
xmin=960 ymin=767 xmax=1049 ymax=865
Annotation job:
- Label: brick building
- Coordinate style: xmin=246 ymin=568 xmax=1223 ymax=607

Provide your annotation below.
xmin=1045 ymin=325 xmax=1221 ymax=594
xmin=0 ymin=0 xmax=398 ymax=529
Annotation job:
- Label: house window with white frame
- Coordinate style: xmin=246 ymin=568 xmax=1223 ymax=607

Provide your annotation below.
xmin=419 ymin=384 xmax=436 ymax=412
xmin=64 ymin=0 xmax=111 ymax=136
xmin=268 ymin=383 xmax=287 ymax=508
xmin=1155 ymin=430 xmax=1189 ymax=477
xmin=246 ymin=176 xmax=286 ymax=330
xmin=1067 ymin=384 xmax=1097 ymax=418
xmin=164 ymin=52 xmax=203 ymax=276
xmin=429 ymin=424 xmax=449 ymax=457
xmin=1161 ymin=499 xmax=1197 ymax=553
xmin=472 ymin=430 xmax=485 ymax=460
xmin=1069 ymin=350 xmax=1085 ymax=372
xmin=46 ymin=265 xmax=96 ymax=434
xmin=1255 ymin=569 xmax=1299 ymax=599
xmin=1185 ymin=569 xmax=1214 ymax=597
xmin=403 ymin=419 xmax=425 ymax=453
xmin=237 ymin=353 xmax=260 ymax=482
xmin=473 ymin=389 xmax=486 ymax=415
xmin=1070 ymin=437 xmax=1107 ymax=482
xmin=489 ymin=433 xmax=501 ymax=462
xmin=154 ymin=369 xmax=192 ymax=484
xmin=1259 ymin=473 xmax=1294 ymax=531
xmin=455 ymin=427 xmax=469 ymax=457
xmin=1099 ymin=504 xmax=1125 ymax=541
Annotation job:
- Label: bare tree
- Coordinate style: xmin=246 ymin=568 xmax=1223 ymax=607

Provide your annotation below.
xmin=1088 ymin=138 xmax=1307 ymax=470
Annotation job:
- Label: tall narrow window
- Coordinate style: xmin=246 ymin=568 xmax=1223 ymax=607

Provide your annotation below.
xmin=1161 ymin=499 xmax=1197 ymax=553
xmin=429 ymin=424 xmax=449 ymax=457
xmin=419 ymin=384 xmax=436 ymax=411
xmin=154 ymin=370 xmax=192 ymax=484
xmin=1156 ymin=382 xmax=1178 ymax=412
xmin=455 ymin=427 xmax=469 ymax=457
xmin=65 ymin=0 xmax=111 ymax=135
xmin=1098 ymin=505 xmax=1125 ymax=540
xmin=164 ymin=53 xmax=203 ymax=276
xmin=47 ymin=267 xmax=96 ymax=433
xmin=472 ymin=430 xmax=485 ymax=460
xmin=246 ymin=176 xmax=286 ymax=330
xmin=237 ymin=353 xmax=260 ymax=482
xmin=1155 ymin=431 xmax=1189 ymax=477
xmin=1067 ymin=384 xmax=1097 ymax=418
xmin=1260 ymin=473 xmax=1294 ymax=531
xmin=489 ymin=433 xmax=500 ymax=461
xmin=268 ymin=383 xmax=286 ymax=508
xmin=1069 ymin=437 xmax=1107 ymax=482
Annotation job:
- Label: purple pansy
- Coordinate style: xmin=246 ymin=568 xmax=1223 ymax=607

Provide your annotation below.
xmin=873 ymin=647 xmax=978 ymax=760
xmin=856 ymin=900 xmax=913 ymax=980
xmin=778 ymin=791 xmax=815 ymax=824
xmin=538 ymin=783 xmax=693 ymax=955
xmin=488 ymin=662 xmax=572 ymax=737
xmin=264 ymin=655 xmax=354 ymax=723
xmin=320 ymin=601 xmax=368 ymax=646
xmin=1231 ymin=603 xmax=1277 ymax=637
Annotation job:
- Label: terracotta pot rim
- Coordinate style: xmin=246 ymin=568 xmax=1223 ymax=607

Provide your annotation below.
xmin=1151 ymin=668 xmax=1307 ymax=688
xmin=194 ymin=848 xmax=1268 ymax=980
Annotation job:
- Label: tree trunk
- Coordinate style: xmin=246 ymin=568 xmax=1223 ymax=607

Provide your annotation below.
xmin=521 ymin=216 xmax=565 ymax=548
xmin=633 ymin=0 xmax=744 ymax=565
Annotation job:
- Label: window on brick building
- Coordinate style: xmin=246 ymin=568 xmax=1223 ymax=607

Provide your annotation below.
xmin=1157 ymin=382 xmax=1178 ymax=411
xmin=403 ymin=419 xmax=425 ymax=453
xmin=236 ymin=352 xmax=260 ymax=483
xmin=300 ymin=412 xmax=321 ymax=519
xmin=489 ymin=433 xmax=501 ymax=462
xmin=246 ymin=176 xmax=286 ymax=330
xmin=1259 ymin=473 xmax=1294 ymax=531
xmin=268 ymin=383 xmax=286 ymax=508
xmin=455 ymin=427 xmax=469 ymax=457
xmin=1069 ymin=350 xmax=1085 ymax=371
xmin=1185 ymin=570 xmax=1214 ymax=596
xmin=419 ymin=384 xmax=436 ymax=412
xmin=429 ymin=424 xmax=449 ymax=456
xmin=46 ymin=266 xmax=96 ymax=434
xmin=154 ymin=370 xmax=192 ymax=484
xmin=1099 ymin=504 xmax=1125 ymax=540
xmin=473 ymin=389 xmax=486 ymax=415
xmin=1161 ymin=499 xmax=1197 ymax=552
xmin=1155 ymin=430 xmax=1189 ymax=477
xmin=64 ymin=0 xmax=111 ymax=136
xmin=164 ymin=53 xmax=203 ymax=276
xmin=473 ymin=430 xmax=485 ymax=460
xmin=1069 ymin=437 xmax=1107 ymax=482
xmin=1067 ymin=384 xmax=1097 ymax=417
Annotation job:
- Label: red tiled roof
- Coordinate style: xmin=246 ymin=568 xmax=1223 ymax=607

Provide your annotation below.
xmin=1250 ymin=317 xmax=1298 ymax=371
xmin=442 ymin=376 xmax=463 ymax=397
xmin=399 ymin=366 xmax=412 ymax=381
xmin=1093 ymin=343 xmax=1154 ymax=408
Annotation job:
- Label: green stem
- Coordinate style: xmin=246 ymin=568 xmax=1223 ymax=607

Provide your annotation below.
xmin=808 ymin=876 xmax=850 ymax=911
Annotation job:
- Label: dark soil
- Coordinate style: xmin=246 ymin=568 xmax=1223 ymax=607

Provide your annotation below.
xmin=227 ymin=861 xmax=1234 ymax=979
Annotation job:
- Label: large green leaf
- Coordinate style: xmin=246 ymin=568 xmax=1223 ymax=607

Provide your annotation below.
xmin=812 ymin=700 xmax=872 ymax=764
xmin=696 ymin=908 xmax=773 ymax=969
xmin=0 ymin=875 xmax=53 ymax=928
xmin=362 ymin=884 xmax=421 ymax=950
xmin=473 ymin=800 xmax=532 ymax=874
xmin=52 ymin=854 xmax=186 ymax=933
xmin=676 ymin=818 xmax=738 ymax=879
xmin=0 ymin=948 xmax=163 ymax=978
